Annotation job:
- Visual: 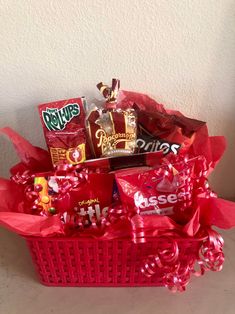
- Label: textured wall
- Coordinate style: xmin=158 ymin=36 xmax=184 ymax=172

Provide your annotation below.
xmin=0 ymin=0 xmax=234 ymax=199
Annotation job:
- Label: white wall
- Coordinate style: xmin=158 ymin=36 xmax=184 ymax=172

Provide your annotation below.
xmin=0 ymin=0 xmax=234 ymax=199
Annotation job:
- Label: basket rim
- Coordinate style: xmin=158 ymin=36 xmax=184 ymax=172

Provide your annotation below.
xmin=22 ymin=235 xmax=206 ymax=242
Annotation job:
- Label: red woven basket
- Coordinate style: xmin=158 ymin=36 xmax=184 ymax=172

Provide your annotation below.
xmin=25 ymin=236 xmax=202 ymax=287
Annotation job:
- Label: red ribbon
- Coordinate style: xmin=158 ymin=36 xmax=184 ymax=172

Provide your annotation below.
xmin=11 ymin=170 xmax=34 ymax=185
xmin=197 ymin=229 xmax=224 ymax=273
xmin=141 ymin=228 xmax=224 ymax=292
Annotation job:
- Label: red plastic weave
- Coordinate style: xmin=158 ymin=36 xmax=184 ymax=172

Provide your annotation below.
xmin=25 ymin=237 xmax=202 ymax=286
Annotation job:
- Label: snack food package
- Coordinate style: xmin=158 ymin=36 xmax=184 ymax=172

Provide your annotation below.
xmin=134 ymin=103 xmax=206 ymax=155
xmin=62 ymin=172 xmax=115 ymax=229
xmin=32 ymin=170 xmax=115 ymax=230
xmin=115 ymin=156 xmax=195 ymax=222
xmin=38 ymin=97 xmax=87 ymax=166
xmin=117 ymin=90 xmax=206 ymax=156
xmin=86 ymin=79 xmax=137 ymax=158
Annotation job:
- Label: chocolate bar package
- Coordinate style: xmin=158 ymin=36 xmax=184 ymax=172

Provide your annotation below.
xmin=86 ymin=79 xmax=137 ymax=158
xmin=38 ymin=98 xmax=87 ymax=166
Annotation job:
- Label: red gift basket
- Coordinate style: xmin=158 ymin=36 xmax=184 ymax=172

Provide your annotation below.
xmin=0 ymin=85 xmax=235 ymax=292
xmin=25 ymin=236 xmax=202 ymax=288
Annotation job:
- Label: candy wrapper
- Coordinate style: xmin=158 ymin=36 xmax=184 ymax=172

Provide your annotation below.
xmin=117 ymin=90 xmax=209 ymax=158
xmin=134 ymin=103 xmax=205 ymax=155
xmin=38 ymin=97 xmax=88 ymax=166
xmin=115 ymin=156 xmax=196 ymax=222
xmin=86 ymin=79 xmax=137 ymax=157
xmin=60 ymin=172 xmax=114 ymax=230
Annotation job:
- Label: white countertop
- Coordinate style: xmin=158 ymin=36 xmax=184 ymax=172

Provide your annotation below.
xmin=0 ymin=228 xmax=234 ymax=314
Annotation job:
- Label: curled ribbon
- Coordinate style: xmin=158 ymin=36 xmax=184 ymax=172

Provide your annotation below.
xmin=97 ymin=78 xmax=120 ymax=105
xmin=141 ymin=228 xmax=224 ymax=292
xmin=163 ymin=262 xmax=193 ymax=292
xmin=140 ymin=236 xmax=193 ymax=292
xmin=141 ymin=236 xmax=179 ymax=277
xmin=196 ymin=228 xmax=224 ymax=273
xmin=11 ymin=170 xmax=33 ymax=185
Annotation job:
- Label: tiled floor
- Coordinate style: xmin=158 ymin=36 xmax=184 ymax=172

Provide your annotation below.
xmin=0 ymin=228 xmax=234 ymax=314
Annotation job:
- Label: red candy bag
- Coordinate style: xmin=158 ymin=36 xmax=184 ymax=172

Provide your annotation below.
xmin=38 ymin=98 xmax=87 ymax=166
xmin=62 ymin=172 xmax=115 ymax=228
xmin=115 ymin=157 xmax=195 ymax=223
